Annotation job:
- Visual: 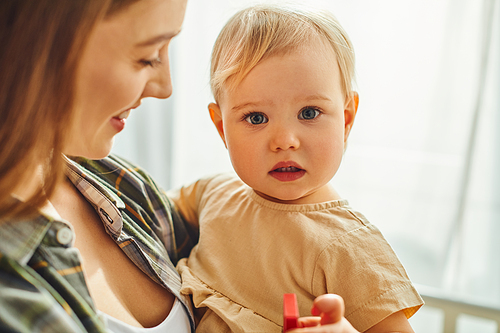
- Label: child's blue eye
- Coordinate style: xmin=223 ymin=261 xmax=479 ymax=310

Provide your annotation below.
xmin=299 ymin=107 xmax=320 ymax=120
xmin=244 ymin=113 xmax=268 ymax=125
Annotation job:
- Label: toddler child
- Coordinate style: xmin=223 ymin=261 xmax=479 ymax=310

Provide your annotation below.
xmin=169 ymin=4 xmax=423 ymax=332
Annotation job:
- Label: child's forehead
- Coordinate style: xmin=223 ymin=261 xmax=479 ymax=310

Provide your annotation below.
xmin=267 ymin=35 xmax=337 ymax=63
xmin=218 ymin=40 xmax=343 ymax=109
xmin=222 ymin=36 xmax=338 ymax=93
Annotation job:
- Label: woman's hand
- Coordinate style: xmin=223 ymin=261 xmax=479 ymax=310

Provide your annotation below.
xmin=289 ymin=294 xmax=360 ymax=333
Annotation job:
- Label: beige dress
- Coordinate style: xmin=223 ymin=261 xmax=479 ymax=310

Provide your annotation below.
xmin=169 ymin=173 xmax=423 ymax=333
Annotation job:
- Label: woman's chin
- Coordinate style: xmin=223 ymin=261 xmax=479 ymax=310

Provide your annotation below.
xmin=63 ymin=141 xmax=114 ymax=160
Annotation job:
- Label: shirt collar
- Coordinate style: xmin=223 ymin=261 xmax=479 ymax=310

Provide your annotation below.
xmin=64 ymin=156 xmax=125 ymax=238
xmin=0 ymin=157 xmax=127 ymax=266
xmin=0 ymin=209 xmax=53 ymax=266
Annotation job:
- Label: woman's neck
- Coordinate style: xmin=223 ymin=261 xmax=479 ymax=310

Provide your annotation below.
xmin=11 ymin=164 xmax=44 ymax=202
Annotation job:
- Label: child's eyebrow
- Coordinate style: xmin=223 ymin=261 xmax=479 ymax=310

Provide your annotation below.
xmin=231 ymin=101 xmax=269 ymax=112
xmin=231 ymin=94 xmax=333 ymax=112
xmin=299 ymin=94 xmax=333 ymax=103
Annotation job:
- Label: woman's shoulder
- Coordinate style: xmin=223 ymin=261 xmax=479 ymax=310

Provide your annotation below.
xmin=69 ymin=155 xmax=174 ymax=239
xmin=69 ymin=154 xmax=164 ymax=200
xmin=69 ymin=154 xmax=197 ymax=262
xmin=70 ymin=154 xmax=150 ymax=182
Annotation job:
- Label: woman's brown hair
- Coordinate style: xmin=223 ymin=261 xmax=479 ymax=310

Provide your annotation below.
xmin=0 ymin=0 xmax=138 ymax=220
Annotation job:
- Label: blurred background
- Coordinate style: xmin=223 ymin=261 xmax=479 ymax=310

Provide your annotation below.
xmin=113 ymin=0 xmax=500 ymax=331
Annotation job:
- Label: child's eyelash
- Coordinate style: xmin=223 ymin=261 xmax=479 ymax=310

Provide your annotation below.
xmin=240 ymin=111 xmax=265 ymax=121
xmin=300 ymin=106 xmax=322 ymax=113
xmin=240 ymin=111 xmax=254 ymax=121
xmin=240 ymin=111 xmax=269 ymax=125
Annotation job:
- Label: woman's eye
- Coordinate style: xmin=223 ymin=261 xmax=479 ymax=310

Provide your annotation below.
xmin=244 ymin=113 xmax=268 ymax=125
xmin=298 ymin=107 xmax=320 ymax=120
xmin=140 ymin=57 xmax=161 ymax=67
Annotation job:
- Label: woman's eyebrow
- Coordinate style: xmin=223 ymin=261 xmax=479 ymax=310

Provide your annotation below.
xmin=135 ymin=30 xmax=181 ymax=47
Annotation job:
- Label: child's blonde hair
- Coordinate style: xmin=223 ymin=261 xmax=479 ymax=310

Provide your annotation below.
xmin=210 ymin=3 xmax=355 ymax=103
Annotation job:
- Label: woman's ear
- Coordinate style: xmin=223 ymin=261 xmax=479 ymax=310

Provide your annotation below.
xmin=208 ymin=102 xmax=227 ymax=148
xmin=344 ymin=92 xmax=359 ymax=143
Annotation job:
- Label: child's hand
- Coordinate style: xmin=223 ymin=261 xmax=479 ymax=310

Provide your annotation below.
xmin=290 ymin=294 xmax=360 ymax=333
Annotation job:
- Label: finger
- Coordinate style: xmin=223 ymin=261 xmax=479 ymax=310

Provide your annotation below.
xmin=311 ymin=294 xmax=345 ymax=325
xmin=288 ymin=321 xmax=342 ymax=333
xmin=297 ymin=316 xmax=321 ymax=328
xmin=288 ymin=318 xmax=358 ymax=333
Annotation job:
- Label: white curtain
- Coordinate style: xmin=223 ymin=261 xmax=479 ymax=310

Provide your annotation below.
xmin=112 ymin=0 xmax=500 ymax=330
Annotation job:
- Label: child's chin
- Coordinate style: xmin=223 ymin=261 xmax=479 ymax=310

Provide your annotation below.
xmin=255 ymin=190 xmax=306 ymax=204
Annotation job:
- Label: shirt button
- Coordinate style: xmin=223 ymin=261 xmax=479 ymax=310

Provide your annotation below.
xmin=56 ymin=227 xmax=73 ymax=246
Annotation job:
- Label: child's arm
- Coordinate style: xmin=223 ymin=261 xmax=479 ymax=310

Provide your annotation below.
xmin=167 ymin=181 xmax=202 ymax=231
xmin=291 ymin=294 xmax=415 ymax=333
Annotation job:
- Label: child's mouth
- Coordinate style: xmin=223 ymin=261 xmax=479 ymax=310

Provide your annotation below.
xmin=269 ymin=164 xmax=305 ymax=182
xmin=273 ymin=166 xmax=302 ymax=173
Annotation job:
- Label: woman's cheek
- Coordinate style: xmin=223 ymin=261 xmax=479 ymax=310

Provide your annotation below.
xmin=108 ymin=78 xmax=144 ymax=112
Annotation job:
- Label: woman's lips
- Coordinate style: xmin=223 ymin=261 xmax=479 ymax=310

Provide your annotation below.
xmin=110 ymin=109 xmax=131 ymax=132
xmin=269 ymin=161 xmax=305 ymax=182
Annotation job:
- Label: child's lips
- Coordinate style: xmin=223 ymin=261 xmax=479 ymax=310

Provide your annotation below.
xmin=272 ymin=166 xmax=302 ymax=172
xmin=270 ymin=161 xmax=304 ymax=172
xmin=269 ymin=161 xmax=305 ymax=182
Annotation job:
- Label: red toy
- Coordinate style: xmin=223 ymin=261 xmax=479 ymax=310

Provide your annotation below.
xmin=283 ymin=293 xmax=299 ymax=332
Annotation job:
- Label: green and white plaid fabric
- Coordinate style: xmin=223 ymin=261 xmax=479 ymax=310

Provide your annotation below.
xmin=0 ymin=155 xmax=197 ymax=332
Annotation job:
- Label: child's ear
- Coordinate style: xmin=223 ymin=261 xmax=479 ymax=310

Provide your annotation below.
xmin=208 ymin=102 xmax=227 ymax=148
xmin=344 ymin=92 xmax=359 ymax=143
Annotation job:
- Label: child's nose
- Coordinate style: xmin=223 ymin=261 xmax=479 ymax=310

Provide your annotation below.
xmin=269 ymin=125 xmax=300 ymax=152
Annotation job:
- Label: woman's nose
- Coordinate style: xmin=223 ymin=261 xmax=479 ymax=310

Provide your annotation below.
xmin=142 ymin=53 xmax=173 ymax=99
xmin=269 ymin=125 xmax=300 ymax=152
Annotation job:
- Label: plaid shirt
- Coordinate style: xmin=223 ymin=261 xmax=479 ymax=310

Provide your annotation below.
xmin=0 ymin=155 xmax=198 ymax=332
